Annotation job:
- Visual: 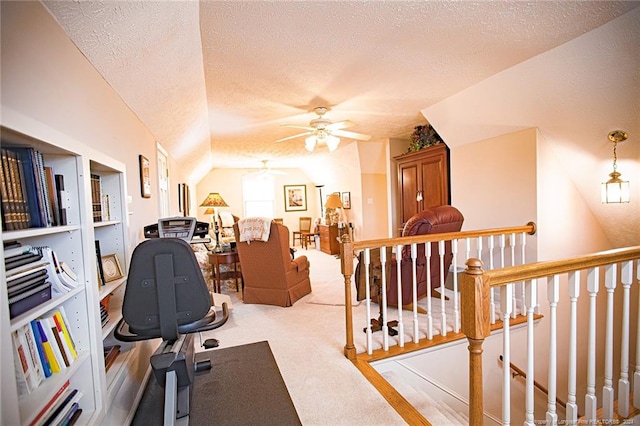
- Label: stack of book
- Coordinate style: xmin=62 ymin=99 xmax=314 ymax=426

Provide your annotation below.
xmin=28 ymin=379 xmax=83 ymax=426
xmin=5 ymin=242 xmax=51 ymax=319
xmin=0 ymin=147 xmax=67 ymax=231
xmin=12 ymin=306 xmax=80 ymax=398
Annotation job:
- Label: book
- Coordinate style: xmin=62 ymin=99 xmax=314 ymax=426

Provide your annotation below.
xmin=9 ymin=282 xmax=52 ymax=319
xmin=8 ymin=272 xmax=48 ymax=298
xmin=7 ymin=147 xmax=43 ymax=227
xmin=53 ymin=310 xmax=78 ymax=360
xmin=21 ymin=323 xmax=45 ymax=386
xmin=46 ymin=390 xmax=82 ymax=426
xmin=95 ymin=240 xmax=106 ymax=286
xmin=28 ymin=379 xmax=70 ymax=426
xmin=39 ymin=388 xmax=77 ymax=426
xmin=41 ymin=313 xmax=71 ymax=367
xmin=58 ymin=402 xmax=79 ymax=426
xmin=44 ymin=166 xmax=61 ymax=226
xmin=30 ymin=320 xmax=52 ymax=378
xmin=35 ymin=151 xmax=53 ymax=226
xmin=5 ymin=252 xmax=43 ymax=271
xmin=7 ymin=148 xmax=31 ymax=228
xmin=54 ymin=174 xmax=67 ymax=225
xmin=90 ymin=174 xmax=102 ymax=222
xmin=34 ymin=319 xmax=61 ymax=374
xmin=38 ymin=316 xmax=68 ymax=371
xmin=37 ymin=247 xmax=71 ymax=294
xmin=4 ymin=242 xmax=33 ymax=259
xmin=1 ymin=148 xmax=16 ymax=230
xmin=66 ymin=408 xmax=82 ymax=426
xmin=12 ymin=330 xmax=34 ymax=395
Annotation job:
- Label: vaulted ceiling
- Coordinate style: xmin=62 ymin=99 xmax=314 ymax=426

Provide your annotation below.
xmin=43 ymin=1 xmax=639 ymax=182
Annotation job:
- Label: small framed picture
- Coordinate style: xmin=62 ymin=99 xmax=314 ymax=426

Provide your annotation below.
xmin=284 ymin=184 xmax=307 ymax=212
xmin=101 ymin=254 xmax=124 ymax=283
xmin=341 ymin=192 xmax=351 ymax=209
xmin=139 ymin=154 xmax=151 ymax=198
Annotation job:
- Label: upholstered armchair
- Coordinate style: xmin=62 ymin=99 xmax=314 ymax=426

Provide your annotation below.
xmin=355 ymin=205 xmax=464 ymax=306
xmin=233 ymin=221 xmax=311 ymax=307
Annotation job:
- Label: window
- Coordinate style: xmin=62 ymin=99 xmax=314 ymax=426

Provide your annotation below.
xmin=242 ymin=173 xmax=275 ymax=218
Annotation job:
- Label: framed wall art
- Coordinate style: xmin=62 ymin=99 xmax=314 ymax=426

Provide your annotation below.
xmin=139 ymin=154 xmax=151 ymax=198
xmin=284 ymin=184 xmax=307 ymax=212
xmin=101 ymin=254 xmax=124 ymax=283
xmin=341 ymin=192 xmax=351 ymax=209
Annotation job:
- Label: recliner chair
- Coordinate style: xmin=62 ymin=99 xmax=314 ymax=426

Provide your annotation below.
xmin=233 ymin=221 xmax=311 ymax=307
xmin=115 ymin=238 xmax=229 ymax=424
xmin=355 ymin=205 xmax=464 ymax=306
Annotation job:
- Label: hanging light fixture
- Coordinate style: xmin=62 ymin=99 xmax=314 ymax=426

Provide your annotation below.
xmin=601 ymin=130 xmax=630 ymax=204
xmin=304 ymin=130 xmax=341 ymax=152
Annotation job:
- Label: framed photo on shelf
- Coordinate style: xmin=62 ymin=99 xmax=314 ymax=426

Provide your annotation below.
xmin=139 ymin=154 xmax=151 ymax=198
xmin=284 ymin=184 xmax=307 ymax=212
xmin=341 ymin=192 xmax=351 ymax=209
xmin=101 ymin=254 xmax=124 ymax=283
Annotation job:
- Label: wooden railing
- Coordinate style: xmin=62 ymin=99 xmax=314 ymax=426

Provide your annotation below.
xmin=339 ymin=225 xmax=640 ymax=424
xmin=461 ymin=245 xmax=640 ymax=425
xmin=339 ymin=222 xmax=536 ymax=360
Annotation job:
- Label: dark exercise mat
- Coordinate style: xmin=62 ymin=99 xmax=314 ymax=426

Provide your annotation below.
xmin=133 ymin=340 xmax=301 ymax=426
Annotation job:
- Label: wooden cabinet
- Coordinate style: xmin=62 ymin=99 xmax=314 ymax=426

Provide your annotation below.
xmin=394 ymin=143 xmax=450 ymax=227
xmin=319 ymin=225 xmax=339 ymax=255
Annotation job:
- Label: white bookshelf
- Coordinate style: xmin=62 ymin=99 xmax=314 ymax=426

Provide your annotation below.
xmin=0 ymin=123 xmax=147 ymax=425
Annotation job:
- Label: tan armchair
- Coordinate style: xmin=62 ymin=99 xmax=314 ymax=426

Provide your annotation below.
xmin=233 ymin=221 xmax=311 ymax=307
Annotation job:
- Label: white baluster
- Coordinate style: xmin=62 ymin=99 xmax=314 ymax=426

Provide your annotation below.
xmin=411 ymin=244 xmax=419 ymax=343
xmin=364 ymin=249 xmax=373 ymax=355
xmin=566 ymin=271 xmax=580 ymax=424
xmin=510 ymin=234 xmax=518 ymax=319
xmin=380 ymin=247 xmax=389 ymax=351
xmin=585 ymin=267 xmax=599 ymax=421
xmin=546 ymin=275 xmax=559 ymax=425
xmin=524 ymin=279 xmax=537 ymax=426
xmin=425 ymin=242 xmax=433 ymax=340
xmin=499 ymin=234 xmax=506 ymax=268
xmin=602 ymin=264 xmax=617 ymax=420
xmin=439 ymin=240 xmax=447 ymax=336
xmin=618 ymin=261 xmax=633 ymax=417
xmin=396 ymin=244 xmax=404 ymax=347
xmin=635 ymin=260 xmax=640 ymax=409
xmin=501 ymin=284 xmax=513 ymax=425
xmin=451 ymin=238 xmax=460 ymax=332
xmin=488 ymin=236 xmax=496 ymax=324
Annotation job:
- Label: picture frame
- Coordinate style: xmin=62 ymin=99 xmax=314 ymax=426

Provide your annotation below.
xmin=139 ymin=154 xmax=151 ymax=198
xmin=284 ymin=184 xmax=307 ymax=212
xmin=101 ymin=254 xmax=124 ymax=283
xmin=341 ymin=192 xmax=351 ymax=209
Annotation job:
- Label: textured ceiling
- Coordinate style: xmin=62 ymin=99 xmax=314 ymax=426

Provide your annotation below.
xmin=42 ymin=1 xmax=639 ymax=181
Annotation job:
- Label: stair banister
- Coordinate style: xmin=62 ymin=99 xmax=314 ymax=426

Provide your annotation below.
xmin=460 ymin=258 xmax=491 ymax=425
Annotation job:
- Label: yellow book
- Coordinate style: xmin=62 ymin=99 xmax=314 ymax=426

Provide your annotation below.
xmin=35 ymin=320 xmax=60 ymax=373
xmin=52 ymin=311 xmax=77 ymax=360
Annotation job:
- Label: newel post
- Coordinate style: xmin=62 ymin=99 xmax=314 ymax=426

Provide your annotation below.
xmin=460 ymin=258 xmax=491 ymax=425
xmin=339 ymin=234 xmax=356 ymax=360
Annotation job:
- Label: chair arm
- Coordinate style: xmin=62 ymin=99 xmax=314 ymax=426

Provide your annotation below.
xmin=292 ymin=256 xmax=309 ymax=272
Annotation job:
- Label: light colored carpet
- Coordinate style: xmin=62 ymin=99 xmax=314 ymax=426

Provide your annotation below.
xmin=199 ymin=247 xmax=407 ymax=426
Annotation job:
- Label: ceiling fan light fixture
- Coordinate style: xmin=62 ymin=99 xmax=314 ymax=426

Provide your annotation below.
xmin=305 ymin=136 xmax=316 ymax=152
xmin=326 ymin=135 xmax=340 ymax=152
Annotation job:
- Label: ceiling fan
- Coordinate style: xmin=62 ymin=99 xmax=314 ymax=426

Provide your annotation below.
xmin=275 ymin=106 xmax=371 ymax=152
xmin=247 ymin=160 xmax=286 ymax=176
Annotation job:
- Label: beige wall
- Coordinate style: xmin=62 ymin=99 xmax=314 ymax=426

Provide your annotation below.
xmin=0 ymin=1 xmax=166 ymax=250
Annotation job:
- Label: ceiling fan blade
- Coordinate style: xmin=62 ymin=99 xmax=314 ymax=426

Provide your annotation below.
xmin=332 ymin=129 xmax=371 ymax=141
xmin=275 ymin=131 xmax=314 ymax=143
xmin=326 ymin=120 xmax=354 ymax=131
xmin=281 ymin=124 xmax=315 ymax=131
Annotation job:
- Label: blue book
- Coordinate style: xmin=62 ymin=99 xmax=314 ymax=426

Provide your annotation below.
xmin=30 ymin=319 xmax=52 ymax=377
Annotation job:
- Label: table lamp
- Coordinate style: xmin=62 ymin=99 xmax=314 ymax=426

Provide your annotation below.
xmin=200 ymin=192 xmax=229 ymax=252
xmin=324 ymin=193 xmax=343 ymax=226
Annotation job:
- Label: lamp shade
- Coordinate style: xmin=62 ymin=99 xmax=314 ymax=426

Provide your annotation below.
xmin=325 ymin=193 xmax=343 ymax=209
xmin=200 ymin=192 xmax=228 ymax=207
xmin=203 ymin=207 xmax=216 ymax=215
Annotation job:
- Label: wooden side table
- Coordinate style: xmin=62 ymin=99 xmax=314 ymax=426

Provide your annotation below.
xmin=208 ymin=251 xmax=243 ymax=293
